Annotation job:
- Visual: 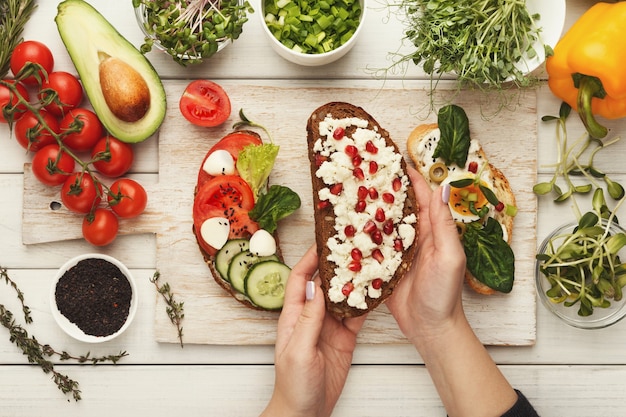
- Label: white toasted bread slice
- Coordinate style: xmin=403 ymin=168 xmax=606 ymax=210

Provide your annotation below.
xmin=407 ymin=123 xmax=516 ymax=295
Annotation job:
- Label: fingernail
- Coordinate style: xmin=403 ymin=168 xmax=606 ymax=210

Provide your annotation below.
xmin=306 ymin=281 xmax=315 ymax=301
xmin=441 ymin=183 xmax=450 ymax=204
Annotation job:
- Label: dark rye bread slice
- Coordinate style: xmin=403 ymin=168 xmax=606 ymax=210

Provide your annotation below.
xmin=407 ymin=124 xmax=516 ymax=295
xmin=307 ymin=102 xmax=419 ymax=318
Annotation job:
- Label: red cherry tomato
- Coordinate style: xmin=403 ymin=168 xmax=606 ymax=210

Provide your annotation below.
xmin=59 ymin=108 xmax=104 ymax=152
xmin=179 ymin=80 xmax=231 ymax=127
xmin=31 ymin=144 xmax=75 ymax=186
xmin=10 ymin=40 xmax=54 ymax=85
xmin=82 ymin=208 xmax=119 ymax=246
xmin=61 ymin=172 xmax=102 ymax=214
xmin=193 ymin=175 xmax=258 ymax=256
xmin=197 ymin=130 xmax=263 ymax=186
xmin=39 ymin=71 xmax=83 ymax=117
xmin=0 ymin=80 xmax=30 ymax=122
xmin=91 ymin=136 xmax=134 ymax=178
xmin=14 ymin=109 xmax=59 ymax=152
xmin=107 ymin=178 xmax=148 ymax=218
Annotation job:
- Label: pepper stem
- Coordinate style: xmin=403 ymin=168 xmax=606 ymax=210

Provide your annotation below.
xmin=576 ymin=75 xmax=608 ymax=139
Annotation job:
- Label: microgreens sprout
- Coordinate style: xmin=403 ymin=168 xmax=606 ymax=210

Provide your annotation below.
xmin=133 ymin=0 xmax=254 ymax=66
xmin=233 ymin=108 xmax=274 ymax=143
xmin=536 ymin=189 xmax=626 ymax=317
xmin=534 ymin=102 xmax=625 ymax=204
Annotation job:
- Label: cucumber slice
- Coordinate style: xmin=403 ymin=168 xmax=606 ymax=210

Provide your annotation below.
xmin=244 ymin=261 xmax=291 ymax=310
xmin=228 ymin=250 xmax=279 ymax=294
xmin=215 ymin=239 xmax=250 ymax=281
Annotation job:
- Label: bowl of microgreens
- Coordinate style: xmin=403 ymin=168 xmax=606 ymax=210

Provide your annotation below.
xmin=133 ymin=0 xmax=253 ymax=66
xmin=260 ymin=0 xmax=366 ymax=66
xmin=536 ymin=212 xmax=626 ymax=329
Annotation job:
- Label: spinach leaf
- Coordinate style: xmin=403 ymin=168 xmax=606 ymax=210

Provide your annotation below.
xmin=462 ymin=217 xmax=515 ymax=293
xmin=433 ymin=104 xmax=471 ymax=167
xmin=248 ymin=185 xmax=301 ymax=233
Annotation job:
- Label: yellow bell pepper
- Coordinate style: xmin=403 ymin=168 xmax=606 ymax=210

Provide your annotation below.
xmin=546 ymin=2 xmax=626 ymax=138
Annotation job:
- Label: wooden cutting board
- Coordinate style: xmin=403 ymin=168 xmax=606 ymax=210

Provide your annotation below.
xmin=22 ymin=80 xmax=537 ymax=345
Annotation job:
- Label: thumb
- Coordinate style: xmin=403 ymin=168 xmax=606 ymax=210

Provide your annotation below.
xmin=431 ymin=183 xmax=463 ymax=254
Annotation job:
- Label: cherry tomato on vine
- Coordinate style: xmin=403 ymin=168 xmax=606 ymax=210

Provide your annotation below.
xmin=91 ymin=136 xmax=134 ymax=178
xmin=39 ymin=71 xmax=83 ymax=117
xmin=179 ymin=80 xmax=231 ymax=127
xmin=107 ymin=178 xmax=148 ymax=219
xmin=82 ymin=208 xmax=119 ymax=246
xmin=31 ymin=144 xmax=75 ymax=186
xmin=14 ymin=109 xmax=59 ymax=152
xmin=10 ymin=40 xmax=54 ymax=85
xmin=61 ymin=172 xmax=102 ymax=214
xmin=0 ymin=80 xmax=30 ymax=123
xmin=59 ymin=108 xmax=103 ymax=152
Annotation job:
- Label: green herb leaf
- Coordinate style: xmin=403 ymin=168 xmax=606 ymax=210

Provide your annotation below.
xmin=248 ymin=185 xmax=301 ymax=233
xmin=0 ymin=0 xmax=37 ymax=78
xmin=236 ymin=143 xmax=280 ymax=199
xmin=433 ymin=104 xmax=471 ymax=167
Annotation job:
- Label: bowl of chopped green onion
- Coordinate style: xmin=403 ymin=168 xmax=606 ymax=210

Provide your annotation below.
xmin=536 ymin=217 xmax=626 ymax=329
xmin=260 ymin=0 xmax=366 ymax=66
xmin=134 ymin=0 xmax=253 ymax=66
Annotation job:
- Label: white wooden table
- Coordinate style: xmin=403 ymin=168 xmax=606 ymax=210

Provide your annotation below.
xmin=3 ymin=0 xmax=626 ymax=415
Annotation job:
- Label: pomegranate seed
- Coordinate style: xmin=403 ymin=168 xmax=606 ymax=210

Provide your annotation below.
xmin=368 ymin=187 xmax=379 ymax=200
xmin=392 ymin=177 xmax=402 ymax=192
xmin=365 ymin=140 xmax=378 ymax=154
xmin=383 ymin=219 xmax=394 ymax=235
xmin=353 ymin=167 xmax=364 ymax=181
xmin=348 ymin=261 xmax=362 ymax=272
xmin=333 ymin=127 xmax=345 ymax=140
xmin=468 ymin=161 xmax=478 ymax=173
xmin=355 ymin=200 xmax=366 ymax=213
xmin=495 ymin=202 xmax=505 ymax=212
xmin=382 ymin=193 xmax=395 ymax=203
xmin=345 ymin=145 xmax=358 ymax=158
xmin=342 ymin=282 xmax=354 ymax=296
xmin=371 ymin=230 xmax=383 ymax=245
xmin=375 ymin=207 xmax=386 ymax=222
xmin=363 ymin=220 xmax=377 ymax=234
xmin=394 ymin=239 xmax=404 ymax=252
xmin=317 ymin=200 xmax=330 ymax=210
xmin=315 ymin=153 xmax=327 ymax=167
xmin=351 ymin=248 xmax=363 ymax=261
xmin=357 ymin=186 xmax=368 ymax=201
xmin=371 ymin=278 xmax=383 ymax=290
xmin=369 ymin=161 xmax=378 ymax=174
xmin=352 ymin=155 xmax=362 ymax=167
xmin=330 ymin=183 xmax=343 ymax=195
xmin=372 ymin=249 xmax=384 ymax=263
xmin=344 ymin=225 xmax=356 ymax=237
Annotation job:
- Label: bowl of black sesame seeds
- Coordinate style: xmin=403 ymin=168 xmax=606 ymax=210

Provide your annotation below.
xmin=50 ymin=254 xmax=138 ymax=343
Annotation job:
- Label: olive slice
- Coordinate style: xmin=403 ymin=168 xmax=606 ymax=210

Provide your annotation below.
xmin=429 ymin=162 xmax=448 ymax=183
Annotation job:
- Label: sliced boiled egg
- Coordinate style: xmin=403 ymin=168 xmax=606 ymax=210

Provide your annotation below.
xmin=442 ymin=173 xmax=493 ymax=224
xmin=203 ymin=149 xmax=236 ymax=176
xmin=249 ymin=229 xmax=276 ymax=257
xmin=200 ymin=217 xmax=230 ymax=250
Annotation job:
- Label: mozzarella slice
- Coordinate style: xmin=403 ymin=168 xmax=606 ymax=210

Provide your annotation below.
xmin=249 ymin=229 xmax=276 ymax=257
xmin=202 ymin=149 xmax=235 ymax=176
xmin=200 ymin=217 xmax=230 ymax=250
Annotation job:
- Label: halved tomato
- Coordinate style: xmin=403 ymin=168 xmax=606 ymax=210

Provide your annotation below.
xmin=179 ymin=80 xmax=231 ymax=127
xmin=197 ymin=130 xmax=263 ymax=186
xmin=193 ymin=175 xmax=259 ymax=256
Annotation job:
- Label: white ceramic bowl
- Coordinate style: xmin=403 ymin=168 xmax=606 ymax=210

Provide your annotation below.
xmin=260 ymin=0 xmax=366 ymax=66
xmin=536 ymin=220 xmax=626 ymax=329
xmin=50 ymin=253 xmax=138 ymax=343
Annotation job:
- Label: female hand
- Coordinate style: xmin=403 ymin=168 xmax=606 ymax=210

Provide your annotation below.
xmin=386 ymin=167 xmax=467 ymax=345
xmin=260 ymin=245 xmax=368 ymax=417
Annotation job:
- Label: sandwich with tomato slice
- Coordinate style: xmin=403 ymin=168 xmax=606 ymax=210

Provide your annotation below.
xmin=193 ymin=129 xmax=301 ymax=310
xmin=407 ymin=104 xmax=517 ymax=295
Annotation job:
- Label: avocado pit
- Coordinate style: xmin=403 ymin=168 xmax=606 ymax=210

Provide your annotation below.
xmin=98 ymin=52 xmax=150 ymax=122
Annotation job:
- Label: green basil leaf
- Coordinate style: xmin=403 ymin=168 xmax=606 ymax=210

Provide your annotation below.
xmin=433 ymin=104 xmax=471 ymax=167
xmin=248 ymin=185 xmax=301 ymax=233
xmin=462 ymin=217 xmax=515 ymax=293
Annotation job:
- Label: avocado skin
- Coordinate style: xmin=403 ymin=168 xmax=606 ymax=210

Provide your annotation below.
xmin=55 ymin=0 xmax=166 ymax=143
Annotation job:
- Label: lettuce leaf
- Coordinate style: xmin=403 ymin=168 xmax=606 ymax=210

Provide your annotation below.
xmin=236 ymin=143 xmax=280 ymax=199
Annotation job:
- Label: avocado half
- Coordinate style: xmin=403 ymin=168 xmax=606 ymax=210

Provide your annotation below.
xmin=55 ymin=0 xmax=166 ymax=143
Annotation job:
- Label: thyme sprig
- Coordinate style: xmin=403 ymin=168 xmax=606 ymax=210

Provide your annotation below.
xmin=0 ymin=0 xmax=37 ymax=78
xmin=150 ymin=271 xmax=185 ymax=348
xmin=1 ymin=267 xmax=129 ymax=401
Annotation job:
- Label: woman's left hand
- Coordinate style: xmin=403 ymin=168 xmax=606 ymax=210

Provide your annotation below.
xmin=260 ymin=245 xmax=368 ymax=417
